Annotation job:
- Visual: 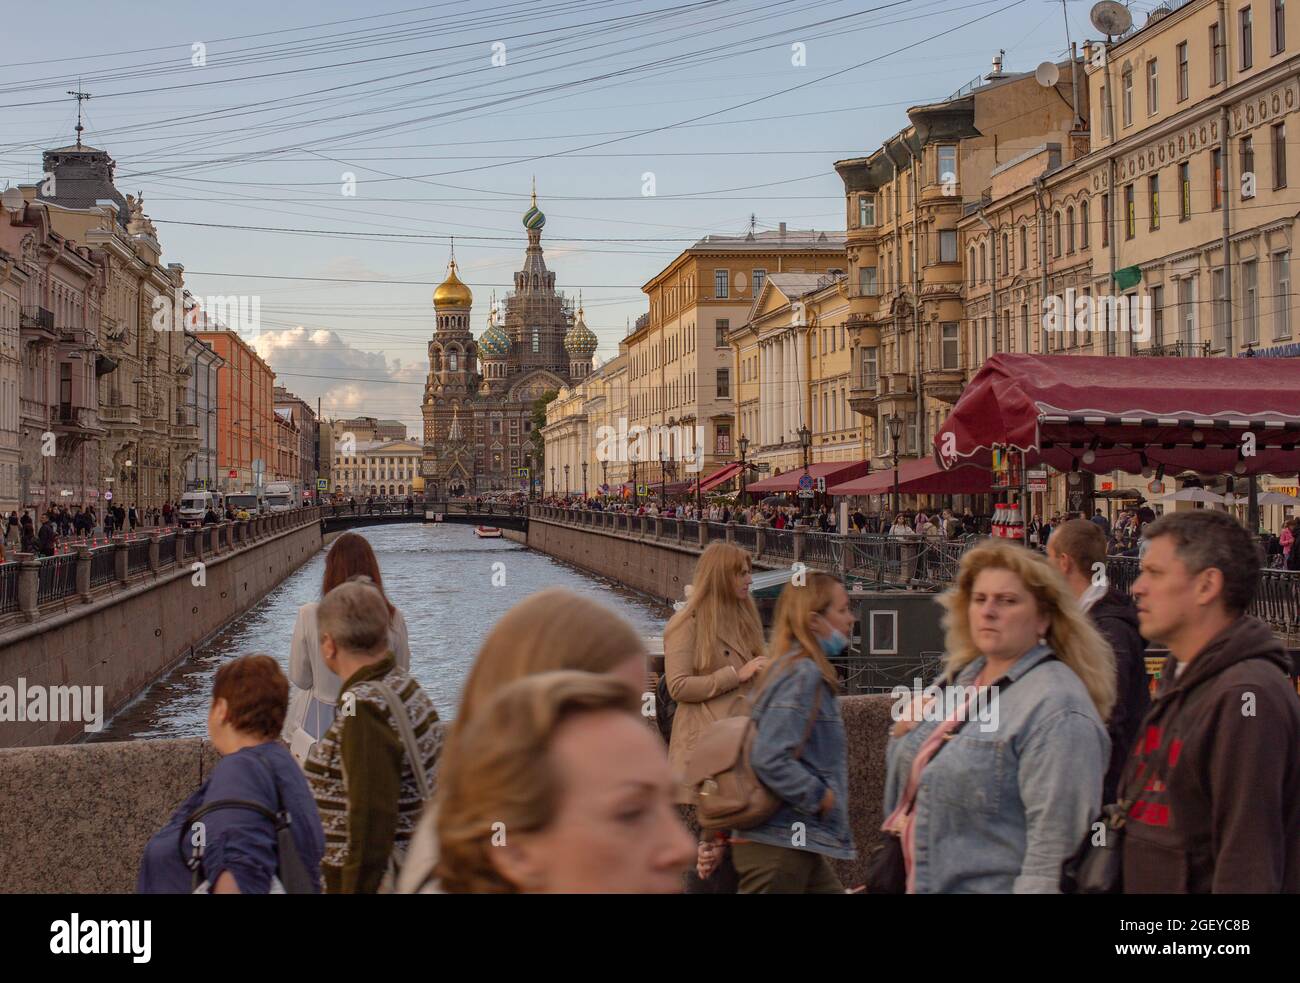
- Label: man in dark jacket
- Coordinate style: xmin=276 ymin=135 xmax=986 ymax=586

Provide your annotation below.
xmin=1047 ymin=519 xmax=1151 ymax=804
xmin=36 ymin=512 xmax=57 ymax=557
xmin=1122 ymin=510 xmax=1300 ymax=893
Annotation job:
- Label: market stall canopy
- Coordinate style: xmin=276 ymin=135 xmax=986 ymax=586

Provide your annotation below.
xmin=933 ymin=354 xmax=1300 ymax=477
xmin=746 ymin=460 xmax=870 ymax=493
xmin=691 ymin=461 xmax=743 ymax=493
xmin=828 ymin=457 xmax=992 ymax=496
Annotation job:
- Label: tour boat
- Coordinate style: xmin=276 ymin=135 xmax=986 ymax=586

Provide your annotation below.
xmin=474 ymin=525 xmax=502 ymax=538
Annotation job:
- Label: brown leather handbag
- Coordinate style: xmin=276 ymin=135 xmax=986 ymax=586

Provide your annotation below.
xmin=684 ymin=652 xmax=820 ymax=831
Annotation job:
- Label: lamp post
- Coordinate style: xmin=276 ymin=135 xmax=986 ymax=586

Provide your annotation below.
xmin=629 ymin=440 xmax=639 ymax=508
xmin=659 ymin=449 xmax=667 ymax=509
xmin=887 ymin=413 xmax=904 ymax=519
xmin=601 ymin=459 xmax=608 ymax=504
xmin=564 ymin=463 xmax=570 ymax=499
xmin=550 ymin=466 xmax=555 ymax=497
xmin=797 ymin=424 xmax=812 ymax=518
xmin=582 ymin=462 xmax=588 ymax=501
xmin=738 ymin=434 xmax=750 ymax=507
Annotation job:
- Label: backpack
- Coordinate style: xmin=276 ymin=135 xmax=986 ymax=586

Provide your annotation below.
xmin=683 ymin=652 xmax=821 ymax=832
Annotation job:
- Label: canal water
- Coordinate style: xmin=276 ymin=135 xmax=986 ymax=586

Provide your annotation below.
xmin=92 ymin=524 xmax=672 ymax=741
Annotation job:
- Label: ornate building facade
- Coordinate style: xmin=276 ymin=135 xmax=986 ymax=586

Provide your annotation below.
xmin=421 ymin=192 xmax=596 ymax=496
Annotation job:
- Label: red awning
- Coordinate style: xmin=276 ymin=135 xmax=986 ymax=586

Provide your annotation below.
xmin=746 ymin=460 xmax=871 ymax=493
xmin=693 ymin=461 xmax=743 ymax=493
xmin=934 ymin=354 xmax=1300 ymax=477
xmin=829 ymin=458 xmax=993 ymax=496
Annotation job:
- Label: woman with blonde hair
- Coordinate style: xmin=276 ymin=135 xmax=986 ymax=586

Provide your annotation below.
xmin=396 ymin=588 xmax=648 ymax=892
xmin=715 ymin=572 xmax=855 ymax=893
xmin=435 ymin=670 xmax=694 ymax=893
xmin=880 ymin=540 xmax=1114 ymax=893
xmin=664 ymin=542 xmax=768 ymax=801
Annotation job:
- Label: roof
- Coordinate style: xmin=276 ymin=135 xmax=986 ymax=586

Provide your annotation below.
xmin=830 ymin=459 xmax=991 ymax=496
xmin=746 ymin=460 xmax=870 ymax=493
xmin=765 ymin=273 xmax=828 ymax=296
xmin=934 ymin=353 xmax=1300 ymax=476
xmin=686 ymin=228 xmax=846 ymax=253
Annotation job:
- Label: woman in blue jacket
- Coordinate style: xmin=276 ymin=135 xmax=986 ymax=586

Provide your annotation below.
xmin=138 ymin=655 xmax=324 ymax=893
xmin=728 ymin=572 xmax=856 ymax=893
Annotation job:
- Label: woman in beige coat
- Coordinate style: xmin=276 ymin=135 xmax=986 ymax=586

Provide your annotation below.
xmin=664 ymin=542 xmax=768 ymax=802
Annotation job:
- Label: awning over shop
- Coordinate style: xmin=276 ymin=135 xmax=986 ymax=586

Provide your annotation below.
xmin=692 ymin=461 xmax=743 ymax=493
xmin=828 ymin=458 xmax=992 ymax=496
xmin=934 ymin=354 xmax=1300 ymax=477
xmin=746 ymin=460 xmax=871 ymax=493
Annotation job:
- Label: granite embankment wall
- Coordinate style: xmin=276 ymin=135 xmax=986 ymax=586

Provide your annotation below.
xmin=0 ymin=697 xmax=893 ymax=893
xmin=0 ymin=515 xmax=323 ymax=748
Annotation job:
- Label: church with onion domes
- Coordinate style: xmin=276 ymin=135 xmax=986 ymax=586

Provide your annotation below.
xmin=421 ymin=187 xmax=597 ymax=495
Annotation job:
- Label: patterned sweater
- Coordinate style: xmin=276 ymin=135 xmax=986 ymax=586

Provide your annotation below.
xmin=305 ymin=654 xmax=442 ymax=893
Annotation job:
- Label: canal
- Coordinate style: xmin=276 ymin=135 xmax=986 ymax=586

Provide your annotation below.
xmin=92 ymin=523 xmax=672 ymax=741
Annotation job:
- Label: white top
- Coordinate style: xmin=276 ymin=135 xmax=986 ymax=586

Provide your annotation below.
xmin=287 ymin=600 xmax=412 ymax=704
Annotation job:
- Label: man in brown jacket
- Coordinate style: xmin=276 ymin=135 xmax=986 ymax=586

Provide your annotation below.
xmin=1123 ymin=510 xmax=1300 ymax=892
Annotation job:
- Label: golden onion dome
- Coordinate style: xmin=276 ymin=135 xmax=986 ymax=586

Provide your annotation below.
xmin=433 ymin=258 xmax=473 ymax=309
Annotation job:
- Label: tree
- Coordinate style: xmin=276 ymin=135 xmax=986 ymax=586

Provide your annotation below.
xmin=529 ymin=390 xmax=558 ymax=474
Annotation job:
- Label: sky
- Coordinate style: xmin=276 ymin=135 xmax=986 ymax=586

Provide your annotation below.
xmin=0 ymin=0 xmax=1147 ymax=436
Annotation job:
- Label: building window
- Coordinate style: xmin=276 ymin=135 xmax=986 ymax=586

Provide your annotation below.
xmin=1147 ymin=58 xmax=1159 ymax=115
xmin=937 ymin=145 xmax=957 ymax=187
xmin=1241 ymin=5 xmax=1255 ymax=68
xmin=861 ymin=347 xmax=877 ymax=388
xmin=1243 ymin=259 xmax=1260 ymax=345
xmin=999 ymin=232 xmax=1008 ymax=274
xmin=1275 ymin=121 xmax=1288 ymax=187
xmin=1179 ymin=277 xmax=1196 ymax=345
xmin=532 ymin=330 xmax=540 ymax=353
xmin=1019 ymin=225 xmax=1028 ymax=268
xmin=1241 ymin=135 xmax=1256 ymax=197
xmin=716 ymin=368 xmax=730 ymax=399
xmin=941 ymin=322 xmax=959 ymax=368
xmin=1212 ymin=267 xmax=1228 ymax=349
xmin=1148 ymin=173 xmax=1160 ymax=229
xmin=448 ymin=352 xmax=458 ymax=372
xmin=1274 ymin=251 xmax=1292 ymax=338
xmin=1179 ymin=161 xmax=1192 ymax=219
xmin=968 ymin=247 xmax=976 ymax=286
xmin=1211 ymin=22 xmax=1226 ymax=83
xmin=1122 ymin=68 xmax=1133 ymax=127
xmin=714 ymin=269 xmax=729 ymax=299
xmin=715 ymin=319 xmax=729 ymax=347
xmin=715 ymin=424 xmax=730 ymax=455
xmin=979 ymin=242 xmax=987 ymax=282
xmin=752 ymin=269 xmax=766 ymax=296
xmin=1053 ymin=212 xmax=1062 ymax=256
xmin=1177 ymin=41 xmax=1189 ymax=101
xmin=1151 ymin=285 xmax=1164 ymax=347
xmin=1275 ymin=0 xmax=1287 ymax=52
xmin=939 ymin=229 xmax=957 ymax=263
xmin=859 ymin=265 xmax=878 ymax=296
xmin=1080 ymin=199 xmax=1090 ymax=248
xmin=1102 ymin=193 xmax=1110 ymax=246
xmin=1212 ymin=149 xmax=1224 ymax=209
xmin=1066 ymin=207 xmax=1076 ymax=253
xmin=1124 ymin=183 xmax=1136 ymax=239
xmin=858 ymin=195 xmax=876 ymax=227
xmin=1101 ymin=84 xmax=1111 ymax=139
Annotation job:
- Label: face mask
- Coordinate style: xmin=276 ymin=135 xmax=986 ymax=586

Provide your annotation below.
xmin=819 ymin=627 xmax=849 ymax=658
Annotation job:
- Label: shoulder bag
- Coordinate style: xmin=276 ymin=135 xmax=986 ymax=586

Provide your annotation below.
xmin=685 ymin=650 xmax=823 ymax=832
xmin=370 ymin=680 xmax=435 ymax=893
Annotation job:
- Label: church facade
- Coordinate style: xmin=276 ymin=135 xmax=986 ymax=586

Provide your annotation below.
xmin=421 ymin=192 xmax=596 ymax=496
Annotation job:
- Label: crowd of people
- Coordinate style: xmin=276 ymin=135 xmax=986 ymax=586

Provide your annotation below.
xmin=129 ymin=507 xmax=1298 ymax=894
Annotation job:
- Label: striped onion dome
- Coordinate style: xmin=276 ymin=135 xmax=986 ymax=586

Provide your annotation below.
xmin=479 ymin=321 xmax=511 ymax=358
xmin=564 ymin=306 xmax=598 ymax=357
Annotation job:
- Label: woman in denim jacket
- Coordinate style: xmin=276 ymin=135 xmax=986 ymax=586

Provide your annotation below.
xmin=727 ymin=573 xmax=856 ymax=893
xmin=883 ymin=541 xmax=1115 ymax=893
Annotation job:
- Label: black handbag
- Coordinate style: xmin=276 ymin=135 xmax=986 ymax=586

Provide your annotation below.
xmin=178 ymin=753 xmax=318 ymax=894
xmin=867 ymin=656 xmax=1056 ymax=894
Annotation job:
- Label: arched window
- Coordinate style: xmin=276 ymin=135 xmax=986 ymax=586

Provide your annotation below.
xmin=1067 ymin=206 xmax=1076 ymax=253
xmin=979 ymin=242 xmax=987 ymax=283
xmin=969 ymin=246 xmax=976 ymax=287
xmin=1080 ymin=199 xmax=1090 ymax=248
xmin=1001 ymin=233 xmax=1009 ymax=275
xmin=1053 ymin=211 xmax=1062 ymax=256
xmin=449 ymin=352 xmax=458 ymax=372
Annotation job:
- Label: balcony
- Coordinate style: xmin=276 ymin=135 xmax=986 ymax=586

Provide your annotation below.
xmin=99 ymin=403 xmax=140 ymax=428
xmin=922 ymin=364 xmax=965 ymax=404
xmin=848 ymin=374 xmax=879 ymax=415
xmin=1134 ymin=340 xmax=1211 ymax=357
xmin=20 ymin=306 xmax=55 ymax=341
xmin=54 ymin=406 xmax=107 ymax=439
xmin=20 ymin=397 xmax=49 ymax=425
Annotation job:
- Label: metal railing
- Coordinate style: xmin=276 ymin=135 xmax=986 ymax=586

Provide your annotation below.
xmin=36 ymin=554 xmax=77 ymax=604
xmin=90 ymin=546 xmax=116 ymax=587
xmin=159 ymin=533 xmax=177 ymax=566
xmin=127 ymin=539 xmax=151 ymax=575
xmin=732 ymin=524 xmax=757 ymax=552
xmin=764 ymin=528 xmax=795 ymax=560
xmin=802 ymin=531 xmax=839 ymax=568
xmin=0 ymin=563 xmax=18 ymax=613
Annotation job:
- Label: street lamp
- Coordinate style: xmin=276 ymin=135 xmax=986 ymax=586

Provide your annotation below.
xmin=887 ymin=413 xmax=905 ymax=519
xmin=659 ymin=449 xmax=667 ymax=508
xmin=564 ymin=463 xmax=570 ymax=499
xmin=601 ymin=459 xmax=608 ymax=504
xmin=797 ymin=424 xmax=812 ymax=518
xmin=582 ymin=462 xmax=588 ymax=501
xmin=738 ymin=434 xmax=750 ymax=507
xmin=550 ymin=466 xmax=555 ymax=497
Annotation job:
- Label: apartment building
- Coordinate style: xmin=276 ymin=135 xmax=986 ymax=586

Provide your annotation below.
xmin=196 ymin=329 xmax=276 ymax=493
xmin=634 ymin=226 xmax=846 ymax=485
xmin=542 ymin=349 xmax=630 ymax=497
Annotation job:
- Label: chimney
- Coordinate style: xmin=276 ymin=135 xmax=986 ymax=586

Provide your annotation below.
xmin=986 ymin=49 xmax=1006 ymax=79
xmin=779 ymin=221 xmax=787 ymax=238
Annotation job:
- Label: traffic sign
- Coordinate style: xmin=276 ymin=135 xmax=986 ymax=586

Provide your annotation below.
xmin=228 ymin=470 xmax=238 ymax=478
xmin=1147 ymin=479 xmax=1165 ymax=495
xmin=637 ymin=484 xmax=649 ymax=496
xmin=104 ymin=491 xmax=113 ymax=501
xmin=797 ymin=489 xmax=815 ymax=499
xmin=798 ymin=474 xmax=814 ymax=492
xmin=755 ymin=462 xmax=771 ymax=472
xmin=814 ymin=477 xmax=826 ymax=493
xmin=316 ymin=478 xmax=329 ymax=491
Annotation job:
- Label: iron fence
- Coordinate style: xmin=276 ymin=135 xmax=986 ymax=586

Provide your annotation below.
xmin=763 ymin=528 xmax=795 ymax=561
xmin=36 ymin=554 xmax=77 ymax=604
xmin=0 ymin=562 xmax=18 ymax=613
xmin=90 ymin=546 xmax=116 ymax=587
xmin=159 ymin=533 xmax=177 ymax=566
xmin=127 ymin=539 xmax=151 ymax=575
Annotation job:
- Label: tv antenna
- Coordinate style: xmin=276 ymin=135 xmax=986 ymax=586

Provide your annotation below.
xmin=66 ymin=83 xmax=92 ymax=148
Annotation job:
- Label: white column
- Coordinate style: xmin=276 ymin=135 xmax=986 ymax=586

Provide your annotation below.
xmin=783 ymin=334 xmax=793 ymax=444
xmin=761 ymin=341 xmax=770 ymax=447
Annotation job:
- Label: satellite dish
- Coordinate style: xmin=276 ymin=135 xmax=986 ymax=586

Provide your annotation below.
xmin=1035 ymin=61 xmax=1061 ymax=87
xmin=1090 ymin=0 xmax=1133 ymax=37
xmin=1 ymin=187 xmax=22 ymax=213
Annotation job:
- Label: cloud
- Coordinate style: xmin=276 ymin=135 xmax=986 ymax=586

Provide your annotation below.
xmin=253 ymin=326 xmax=422 ymax=434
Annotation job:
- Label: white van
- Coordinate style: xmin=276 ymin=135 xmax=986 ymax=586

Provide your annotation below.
xmin=264 ymin=482 xmax=296 ymax=513
xmin=179 ymin=490 xmax=218 ymax=525
xmin=225 ymin=493 xmax=265 ymax=518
